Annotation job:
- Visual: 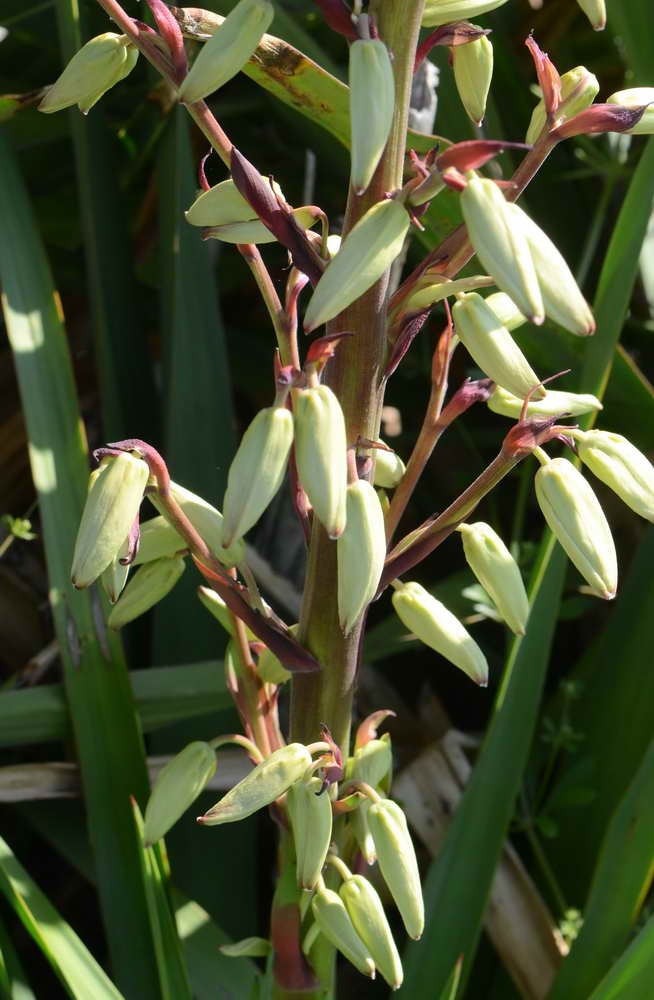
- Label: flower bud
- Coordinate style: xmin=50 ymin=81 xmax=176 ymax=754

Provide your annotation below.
xmin=198 ymin=744 xmax=312 ymax=825
xmin=484 ymin=292 xmax=526 ymax=331
xmin=347 ymin=737 xmax=392 ymax=791
xmin=101 ymin=537 xmax=130 ymax=604
xmin=197 ymin=586 xmax=255 ymax=642
xmin=575 ymin=0 xmax=606 ymax=31
xmin=337 ymin=480 xmax=387 ymax=635
xmin=488 ymin=385 xmax=602 ymax=419
xmin=149 ymin=482 xmax=244 ymax=568
xmin=404 ymin=274 xmax=492 ymax=312
xmin=71 ymin=453 xmax=149 ymax=589
xmin=286 ymin=776 xmax=333 ymax=890
xmin=132 ymin=515 xmax=186 ymax=565
xmin=367 ymin=798 xmax=424 ymax=940
xmin=452 ymin=293 xmax=545 ymax=401
xmin=422 ymin=0 xmax=508 ymax=27
xmin=535 ymin=457 xmax=617 ymax=599
xmin=349 ymin=37 xmax=395 ymax=194
xmin=143 ymin=741 xmax=217 ymax=846
xmin=457 ymin=522 xmax=529 ymax=635
xmin=392 ymin=580 xmax=488 ymax=685
xmin=39 ymin=33 xmax=138 ymax=115
xmin=304 ymin=199 xmax=410 ymax=332
xmin=453 ymin=35 xmax=493 ymax=126
xmin=373 ymin=443 xmax=406 ymax=490
xmin=107 ymin=555 xmax=186 ymax=629
xmin=339 ymin=875 xmax=403 ymax=990
xmin=505 ymin=204 xmax=595 ymax=336
xmin=311 ymin=885 xmax=376 ymax=979
xmin=257 ymin=626 xmax=296 ymax=685
xmin=186 ymin=178 xmax=282 ymax=228
xmin=351 ymin=798 xmax=377 ymax=864
xmin=178 ymin=0 xmax=274 ymax=104
xmin=606 ymin=89 xmax=654 ymax=134
xmin=575 ymin=430 xmax=654 ymax=522
xmin=204 ymin=207 xmax=319 ymax=245
xmin=219 ymin=937 xmax=271 ymax=958
xmin=526 ymin=66 xmax=599 ymax=144
xmin=460 ymin=175 xmax=544 ymax=324
xmin=293 ymin=386 xmax=348 ymax=538
xmin=222 ymin=406 xmax=294 ymax=546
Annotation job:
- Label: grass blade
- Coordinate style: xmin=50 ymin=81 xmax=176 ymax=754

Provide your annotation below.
xmin=587 ymin=913 xmax=654 ymax=1000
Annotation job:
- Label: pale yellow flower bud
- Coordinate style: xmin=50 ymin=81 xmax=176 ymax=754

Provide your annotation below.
xmin=458 ymin=522 xmax=529 ymax=635
xmin=422 ymin=0 xmax=508 ymax=27
xmin=107 ymin=555 xmax=186 ymax=629
xmin=351 ymin=798 xmax=377 ymax=865
xmin=349 ymin=37 xmax=395 ymax=194
xmin=186 ymin=178 xmax=283 ymax=228
xmin=526 ymin=66 xmax=599 ymax=144
xmin=293 ymin=386 xmax=348 ymax=538
xmin=347 ymin=737 xmax=393 ymax=791
xmin=487 ymin=386 xmax=602 ymax=420
xmin=204 ymin=207 xmax=319 ymax=245
xmin=143 ymin=741 xmax=217 ymax=845
xmin=575 ymin=0 xmax=606 ymax=31
xmin=484 ymin=292 xmax=526 ymax=331
xmin=575 ymin=430 xmax=654 ymax=522
xmin=372 ymin=443 xmax=406 ymax=490
xmin=286 ymin=776 xmax=333 ymax=890
xmin=132 ymin=515 xmax=186 ymax=565
xmin=101 ymin=536 xmax=130 ymax=604
xmin=453 ymin=35 xmax=493 ymax=126
xmin=196 ymin=586 xmax=257 ymax=642
xmin=311 ymin=885 xmax=376 ymax=979
xmin=606 ymin=89 xmax=654 ymax=135
xmin=149 ymin=482 xmax=244 ymax=568
xmin=39 ymin=33 xmax=138 ymax=115
xmin=340 ymin=875 xmax=403 ymax=989
xmin=367 ymin=798 xmax=424 ymax=940
xmin=405 ymin=275 xmax=492 ymax=312
xmin=337 ymin=480 xmax=387 ymax=634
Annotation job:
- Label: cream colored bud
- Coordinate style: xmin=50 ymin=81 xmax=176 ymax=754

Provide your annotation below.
xmin=373 ymin=443 xmax=406 ymax=490
xmin=405 ymin=275 xmax=492 ymax=312
xmin=256 ymin=626 xmax=296 ymax=685
xmin=367 ymin=798 xmax=424 ymax=940
xmin=349 ymin=37 xmax=395 ymax=194
xmin=575 ymin=0 xmax=606 ymax=31
xmin=304 ymin=200 xmax=410 ymax=332
xmin=204 ymin=207 xmax=318 ymax=244
xmin=293 ymin=386 xmax=348 ymax=538
xmin=488 ymin=386 xmax=602 ymax=420
xmin=526 ymin=66 xmax=599 ymax=144
xmin=199 ymin=744 xmax=312 ymax=825
xmin=178 ymin=0 xmax=274 ymax=104
xmin=107 ymin=555 xmax=186 ymax=629
xmin=458 ymin=522 xmax=529 ymax=635
xmin=196 ymin=586 xmax=257 ymax=642
xmin=337 ymin=480 xmax=387 ymax=634
xmin=143 ymin=741 xmax=217 ymax=846
xmin=311 ymin=885 xmax=376 ymax=979
xmin=607 ymin=89 xmax=654 ymax=135
xmin=186 ymin=178 xmax=282 ymax=228
xmin=39 ymin=33 xmax=138 ymax=115
xmin=460 ymin=175 xmax=544 ymax=324
xmin=222 ymin=406 xmax=294 ymax=546
xmin=575 ymin=430 xmax=654 ymax=522
xmin=286 ymin=776 xmax=333 ymax=890
xmin=71 ymin=453 xmax=149 ymax=589
xmin=132 ymin=515 xmax=186 ymax=565
xmin=505 ymin=204 xmax=595 ymax=336
xmin=340 ymin=875 xmax=403 ymax=990
xmin=485 ymin=292 xmax=526 ymax=331
xmin=452 ymin=293 xmax=545 ymax=401
xmin=101 ymin=536 xmax=130 ymax=604
xmin=453 ymin=35 xmax=493 ymax=126
xmin=535 ymin=457 xmax=617 ymax=599
xmin=149 ymin=482 xmax=244 ymax=568
xmin=351 ymin=798 xmax=377 ymax=865
xmin=347 ymin=737 xmax=392 ymax=791
xmin=422 ymin=0 xmax=508 ymax=26
xmin=392 ymin=580 xmax=488 ymax=686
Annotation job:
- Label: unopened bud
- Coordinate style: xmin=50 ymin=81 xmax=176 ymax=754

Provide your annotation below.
xmin=107 ymin=555 xmax=186 ymax=629
xmin=149 ymin=482 xmax=244 ymax=568
xmin=257 ymin=626 xmax=296 ymax=685
xmin=367 ymin=798 xmax=424 ymax=940
xmin=286 ymin=776 xmax=333 ymax=890
xmin=337 ymin=480 xmax=386 ymax=634
xmin=458 ymin=522 xmax=529 ymax=635
xmin=71 ymin=453 xmax=149 ymax=589
xmin=204 ymin=206 xmax=319 ymax=244
xmin=460 ymin=175 xmax=544 ymax=323
xmin=405 ymin=274 xmax=492 ymax=311
xmin=422 ymin=0 xmax=508 ymax=27
xmin=453 ymin=35 xmax=493 ymax=126
xmin=340 ymin=875 xmax=403 ymax=990
xmin=349 ymin=36 xmax=395 ymax=195
xmin=144 ymin=741 xmax=216 ymax=845
xmin=351 ymin=798 xmax=377 ymax=864
xmin=452 ymin=293 xmax=545 ymax=401
xmin=293 ymin=386 xmax=348 ymax=538
xmin=606 ymin=88 xmax=654 ymax=134
xmin=392 ymin=580 xmax=488 ymax=685
xmin=311 ymin=885 xmax=376 ymax=978
xmin=198 ymin=744 xmax=312 ymax=825
xmin=526 ymin=66 xmax=599 ymax=144
xmin=485 ymin=292 xmax=526 ymax=331
xmin=133 ymin=515 xmax=186 ymax=565
xmin=488 ymin=385 xmax=602 ymax=419
xmin=347 ymin=737 xmax=392 ymax=791
xmin=535 ymin=457 xmax=617 ymax=599
xmin=101 ymin=537 xmax=130 ymax=604
xmin=186 ymin=178 xmax=282 ymax=227
xmin=197 ymin=587 xmax=258 ymax=643
xmin=304 ymin=199 xmax=410 ymax=332
xmin=575 ymin=430 xmax=654 ymax=522
xmin=178 ymin=0 xmax=274 ymax=104
xmin=39 ymin=33 xmax=138 ymax=114
xmin=373 ymin=442 xmax=406 ymax=489
xmin=575 ymin=0 xmax=606 ymax=31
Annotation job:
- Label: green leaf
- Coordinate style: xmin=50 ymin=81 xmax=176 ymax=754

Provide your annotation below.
xmin=587 ymin=913 xmax=654 ymax=1000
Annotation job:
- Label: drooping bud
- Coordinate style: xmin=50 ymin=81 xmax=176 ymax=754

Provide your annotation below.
xmin=349 ymin=34 xmax=395 ymax=194
xmin=148 ymin=482 xmax=244 ymax=568
xmin=535 ymin=457 xmax=617 ymax=599
xmin=293 ymin=386 xmax=348 ymax=538
xmin=178 ymin=0 xmax=274 ymax=104
xmin=575 ymin=0 xmax=606 ymax=31
xmin=422 ymin=0 xmax=508 ymax=27
xmin=526 ymin=66 xmax=599 ymax=144
xmin=404 ymin=274 xmax=493 ymax=311
xmin=340 ymin=875 xmax=403 ymax=990
xmin=351 ymin=798 xmax=377 ymax=864
xmin=286 ymin=776 xmax=333 ymax=890
xmin=372 ymin=443 xmax=406 ymax=489
xmin=71 ymin=453 xmax=149 ymax=589
xmin=101 ymin=537 xmax=130 ymax=604
xmin=143 ymin=741 xmax=217 ymax=846
xmin=452 ymin=35 xmax=493 ymax=125
xmin=347 ymin=737 xmax=393 ymax=791
xmin=367 ymin=798 xmax=424 ymax=940
xmin=186 ymin=178 xmax=283 ymax=227
xmin=203 ymin=207 xmax=319 ymax=245
xmin=484 ymin=292 xmax=526 ymax=331
xmin=505 ymin=204 xmax=595 ymax=336
xmin=39 ymin=33 xmax=138 ymax=114
xmin=303 ymin=199 xmax=411 ymax=332
xmin=337 ymin=480 xmax=387 ymax=635
xmin=452 ymin=293 xmax=545 ymax=401
xmin=488 ymin=385 xmax=602 ymax=419
xmin=311 ymin=885 xmax=376 ymax=979
xmin=606 ymin=88 xmax=654 ymax=135
xmin=392 ymin=580 xmax=488 ymax=685
xmin=222 ymin=406 xmax=294 ymax=546
xmin=457 ymin=522 xmax=529 ymax=635
xmin=460 ymin=175 xmax=544 ymax=323
xmin=107 ymin=555 xmax=186 ymax=629
xmin=132 ymin=515 xmax=186 ymax=565
xmin=198 ymin=744 xmax=312 ymax=825
xmin=575 ymin=430 xmax=654 ymax=522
